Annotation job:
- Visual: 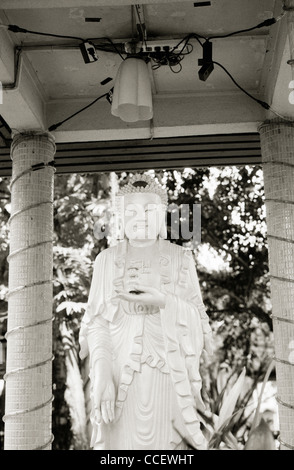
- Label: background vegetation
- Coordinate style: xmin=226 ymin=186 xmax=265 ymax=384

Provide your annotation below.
xmin=0 ymin=166 xmax=276 ymax=450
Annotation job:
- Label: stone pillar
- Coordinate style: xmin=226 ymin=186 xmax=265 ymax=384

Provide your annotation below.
xmin=259 ymin=121 xmax=294 ymax=450
xmin=3 ymin=133 xmax=56 ymax=450
xmin=285 ymin=0 xmax=294 ymax=79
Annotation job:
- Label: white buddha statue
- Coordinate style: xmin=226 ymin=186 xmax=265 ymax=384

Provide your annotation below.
xmin=79 ymin=174 xmax=213 ymax=450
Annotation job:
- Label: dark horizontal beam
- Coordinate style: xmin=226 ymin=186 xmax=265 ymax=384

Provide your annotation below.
xmin=0 ymin=133 xmax=262 ymax=176
xmin=0 ymin=143 xmax=261 ymax=160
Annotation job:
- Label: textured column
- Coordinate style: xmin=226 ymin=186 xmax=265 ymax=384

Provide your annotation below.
xmin=285 ymin=0 xmax=294 ymax=71
xmin=285 ymin=0 xmax=294 ymax=96
xmin=259 ymin=121 xmax=294 ymax=451
xmin=3 ymin=133 xmax=56 ymax=450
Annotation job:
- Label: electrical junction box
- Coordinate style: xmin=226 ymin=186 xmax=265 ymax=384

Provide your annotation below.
xmin=79 ymin=41 xmax=98 ymax=63
xmin=125 ymin=40 xmax=190 ymax=56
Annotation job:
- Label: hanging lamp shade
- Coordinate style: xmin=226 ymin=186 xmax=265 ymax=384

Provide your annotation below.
xmin=111 ymin=57 xmax=153 ymax=122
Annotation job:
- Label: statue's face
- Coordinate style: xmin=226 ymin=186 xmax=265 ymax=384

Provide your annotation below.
xmin=123 ymin=192 xmax=163 ymax=240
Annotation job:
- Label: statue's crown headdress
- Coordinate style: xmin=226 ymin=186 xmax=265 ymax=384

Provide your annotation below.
xmin=117 ymin=173 xmax=168 ymax=205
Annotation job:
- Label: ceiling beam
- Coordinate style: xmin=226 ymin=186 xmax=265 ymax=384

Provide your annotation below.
xmin=0 ymin=27 xmax=47 ymax=131
xmin=259 ymin=1 xmax=294 ymax=120
xmin=46 ymin=91 xmax=267 ymax=143
xmin=0 ymin=0 xmax=195 ymax=9
xmin=259 ymin=1 xmax=290 ymax=106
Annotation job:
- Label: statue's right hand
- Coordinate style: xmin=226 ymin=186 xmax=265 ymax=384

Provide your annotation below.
xmin=94 ymin=377 xmax=116 ymax=425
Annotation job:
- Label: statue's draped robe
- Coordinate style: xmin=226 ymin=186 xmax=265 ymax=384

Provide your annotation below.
xmin=79 ymin=239 xmax=213 ymax=450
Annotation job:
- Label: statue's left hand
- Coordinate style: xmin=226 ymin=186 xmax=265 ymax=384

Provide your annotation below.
xmin=94 ymin=375 xmax=116 ymax=425
xmin=115 ymin=285 xmax=166 ymax=308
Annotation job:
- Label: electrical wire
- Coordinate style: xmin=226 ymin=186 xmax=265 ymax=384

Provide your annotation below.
xmin=4 ymin=23 xmax=126 ymax=59
xmin=151 ymin=48 xmax=187 ymax=73
xmin=278 ymin=437 xmax=294 ymax=450
xmin=211 ymin=61 xmax=294 ymax=123
xmin=48 ymin=91 xmax=110 ymax=132
xmin=88 ymin=37 xmax=126 ymax=60
xmin=207 ymin=15 xmax=284 ymax=40
xmin=104 ymin=37 xmax=126 ymax=60
xmin=2 ymin=47 xmax=22 ymax=91
xmin=3 ymin=9 xmax=285 ymax=52
xmin=149 ymin=35 xmax=196 ymax=73
xmin=212 ymin=61 xmax=270 ymax=109
xmin=159 ymin=10 xmax=287 ymax=77
xmin=2 ymin=12 xmax=284 ymax=71
xmin=135 ymin=4 xmax=148 ymax=51
xmin=171 ymin=33 xmax=204 ymax=53
xmin=268 ymin=107 xmax=294 ymax=123
xmin=7 ymin=24 xmax=85 ymax=41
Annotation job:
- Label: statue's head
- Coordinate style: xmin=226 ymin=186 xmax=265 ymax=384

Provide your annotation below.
xmin=116 ymin=173 xmax=168 ymax=241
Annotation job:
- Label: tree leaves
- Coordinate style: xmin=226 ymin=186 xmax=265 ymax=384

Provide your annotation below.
xmin=0 ymin=166 xmax=275 ymax=449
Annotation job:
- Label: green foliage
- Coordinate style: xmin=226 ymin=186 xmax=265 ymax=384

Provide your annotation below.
xmin=0 ymin=166 xmax=275 ymax=450
xmin=244 ymin=418 xmax=276 ymax=450
xmin=52 ymin=173 xmax=109 ymax=449
xmin=162 ymin=167 xmax=273 ymax=376
xmin=202 ymin=366 xmax=247 ymax=450
xmin=198 ymin=357 xmax=276 ymax=449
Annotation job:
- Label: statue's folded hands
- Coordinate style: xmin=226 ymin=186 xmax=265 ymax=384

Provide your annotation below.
xmin=115 ymin=284 xmax=166 ymax=309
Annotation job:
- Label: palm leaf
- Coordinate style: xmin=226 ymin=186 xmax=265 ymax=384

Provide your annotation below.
xmin=215 ymin=367 xmax=246 ymax=431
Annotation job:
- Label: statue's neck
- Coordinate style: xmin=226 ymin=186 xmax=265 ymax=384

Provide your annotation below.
xmin=128 ymin=238 xmax=158 ymax=249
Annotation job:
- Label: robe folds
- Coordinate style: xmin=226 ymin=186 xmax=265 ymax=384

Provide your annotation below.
xmin=79 ymin=239 xmax=213 ymax=450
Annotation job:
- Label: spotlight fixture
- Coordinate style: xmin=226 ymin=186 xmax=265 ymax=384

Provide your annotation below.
xmin=198 ymin=40 xmax=214 ymax=81
xmin=84 ymin=17 xmax=102 ymax=23
xmin=194 ymin=2 xmax=211 ymax=6
xmin=79 ymin=41 xmax=98 ymax=64
xmin=100 ymin=77 xmax=113 ymax=86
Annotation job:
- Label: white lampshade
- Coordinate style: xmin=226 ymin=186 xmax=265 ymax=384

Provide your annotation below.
xmin=111 ymin=57 xmax=153 ymax=122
